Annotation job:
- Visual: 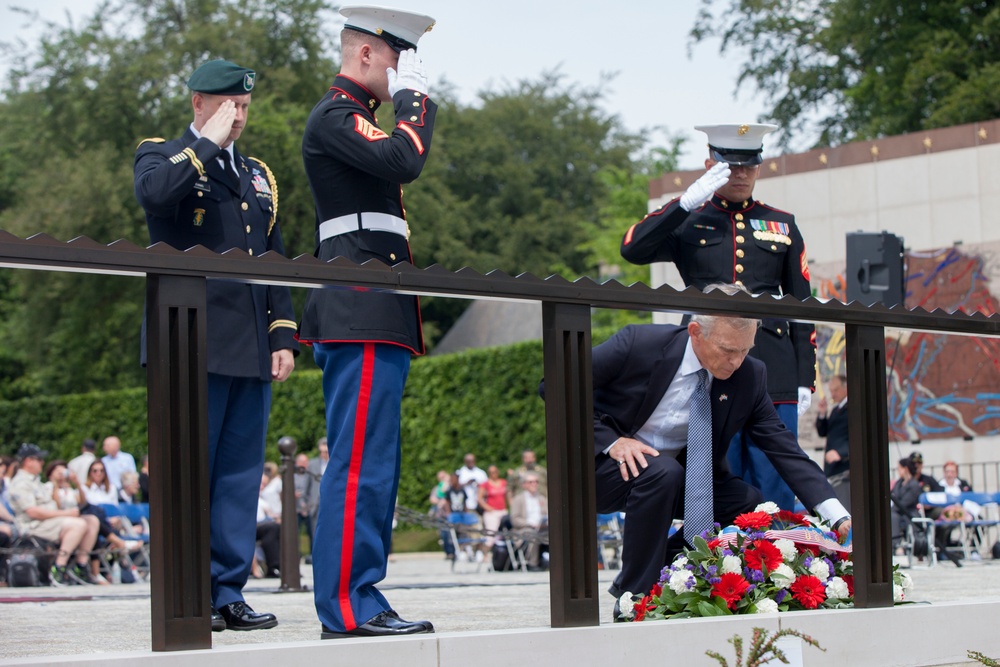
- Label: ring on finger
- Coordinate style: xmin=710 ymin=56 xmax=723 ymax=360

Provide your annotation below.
xmin=617 ymin=459 xmax=625 ymax=466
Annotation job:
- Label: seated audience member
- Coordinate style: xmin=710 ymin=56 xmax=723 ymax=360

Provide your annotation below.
xmin=255 ymin=472 xmax=281 ymax=578
xmin=938 ymin=461 xmax=972 ymax=499
xmin=138 ymin=455 xmax=149 ymax=503
xmin=540 ymin=284 xmax=852 ymax=615
xmin=260 ymin=461 xmax=283 ymax=515
xmin=477 ymin=465 xmax=507 ymax=549
xmin=81 ymin=460 xmax=120 ymax=507
xmin=890 ymin=457 xmax=923 ymax=548
xmin=8 ymin=443 xmax=100 ymax=585
xmin=101 ymin=435 xmax=137 ymax=492
xmin=1 ymin=455 xmax=16 ymax=508
xmin=46 ymin=460 xmax=139 ymax=584
xmin=293 ymin=453 xmax=313 ymax=557
xmin=67 ymin=439 xmax=97 ymax=489
xmin=507 ymin=449 xmax=548 ymax=501
xmin=509 ymin=472 xmax=549 ymax=571
xmin=118 ymin=471 xmax=142 ymax=505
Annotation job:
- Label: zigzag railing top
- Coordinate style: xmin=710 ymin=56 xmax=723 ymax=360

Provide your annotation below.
xmin=0 ymin=231 xmax=998 ymax=336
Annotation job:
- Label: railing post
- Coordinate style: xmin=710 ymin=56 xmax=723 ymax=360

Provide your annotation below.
xmin=542 ymin=302 xmax=599 ymax=627
xmin=845 ymin=323 xmax=893 ymax=607
xmin=145 ymin=274 xmax=212 ymax=650
xmin=278 ymin=436 xmax=305 ymax=591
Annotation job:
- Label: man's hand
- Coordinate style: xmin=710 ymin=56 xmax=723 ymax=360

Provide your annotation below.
xmin=607 ymin=437 xmax=659 ymax=481
xmin=836 ymin=518 xmax=852 ymax=541
xmin=825 ymin=450 xmax=842 ymax=464
xmin=797 ymin=386 xmax=812 ymax=416
xmin=386 ymin=49 xmax=429 ymax=97
xmin=817 ymin=397 xmax=828 ymax=414
xmin=271 ymin=349 xmax=295 ymax=382
xmin=200 ymin=99 xmax=237 ymax=147
xmin=679 ymin=161 xmax=730 ymax=211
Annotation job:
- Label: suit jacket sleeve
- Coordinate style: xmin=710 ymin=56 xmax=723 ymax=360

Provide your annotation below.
xmin=591 ymin=325 xmax=641 ymax=456
xmin=815 ymin=414 xmax=829 ymax=437
xmin=134 ymin=137 xmax=223 ymax=215
xmin=263 ymin=219 xmax=298 ymax=354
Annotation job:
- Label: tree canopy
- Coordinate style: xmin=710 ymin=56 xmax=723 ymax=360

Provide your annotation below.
xmin=691 ymin=0 xmax=1000 ymax=147
xmin=0 ymin=0 xmax=667 ymax=397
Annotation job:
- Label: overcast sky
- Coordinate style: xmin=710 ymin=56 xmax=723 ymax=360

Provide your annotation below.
xmin=0 ymin=0 xmax=773 ymax=169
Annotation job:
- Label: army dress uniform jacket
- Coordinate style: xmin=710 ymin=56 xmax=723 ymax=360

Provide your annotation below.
xmin=621 ymin=195 xmax=815 ymax=402
xmin=134 ymin=130 xmax=298 ymax=380
xmin=297 ymin=75 xmax=436 ymax=354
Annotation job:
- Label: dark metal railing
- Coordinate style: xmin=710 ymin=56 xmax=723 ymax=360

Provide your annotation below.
xmin=1 ymin=231 xmax=998 ymax=650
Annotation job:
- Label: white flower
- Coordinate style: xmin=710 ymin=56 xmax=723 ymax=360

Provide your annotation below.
xmin=755 ymin=502 xmax=780 ymax=514
xmin=618 ymin=592 xmax=635 ymax=619
xmin=770 ymin=563 xmax=796 ymax=589
xmin=808 ymin=559 xmax=831 ymax=581
xmin=668 ymin=570 xmax=694 ymax=595
xmin=826 ymin=576 xmax=850 ymax=599
xmin=893 ymin=583 xmax=905 ymax=602
xmin=720 ymin=555 xmax=743 ymax=574
xmin=754 ymin=598 xmax=780 ymax=614
xmin=897 ymin=571 xmax=914 ymax=591
xmin=672 ymin=556 xmax=689 ymax=570
xmin=773 ymin=538 xmax=798 ymax=562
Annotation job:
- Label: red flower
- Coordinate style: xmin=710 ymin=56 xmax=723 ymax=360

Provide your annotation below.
xmin=712 ymin=573 xmax=750 ymax=609
xmin=843 ymin=574 xmax=855 ymax=597
xmin=706 ymin=538 xmax=722 ymax=550
xmin=799 ymin=543 xmax=821 ymax=557
xmin=743 ymin=540 xmax=783 ymax=571
xmin=790 ymin=575 xmax=827 ymax=609
xmin=634 ymin=594 xmax=654 ymax=621
xmin=774 ymin=510 xmax=809 ymax=526
xmin=734 ymin=511 xmax=773 ymax=530
xmin=651 ymin=583 xmax=663 ymax=598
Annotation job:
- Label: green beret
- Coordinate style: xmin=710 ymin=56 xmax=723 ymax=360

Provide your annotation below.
xmin=187 ymin=59 xmax=255 ymax=95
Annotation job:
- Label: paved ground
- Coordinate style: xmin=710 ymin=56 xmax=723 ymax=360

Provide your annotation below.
xmin=0 ymin=551 xmax=996 ymax=661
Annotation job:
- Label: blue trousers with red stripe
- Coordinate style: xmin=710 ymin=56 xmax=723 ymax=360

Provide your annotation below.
xmin=312 ymin=342 xmax=410 ymax=632
xmin=207 ymin=373 xmax=272 ymax=608
xmin=726 ymin=402 xmax=798 ymax=511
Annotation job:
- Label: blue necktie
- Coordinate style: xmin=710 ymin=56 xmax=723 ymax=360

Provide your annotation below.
xmin=684 ymin=368 xmax=714 ymax=543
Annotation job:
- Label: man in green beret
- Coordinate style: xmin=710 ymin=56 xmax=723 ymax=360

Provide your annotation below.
xmin=134 ymin=59 xmax=298 ymax=633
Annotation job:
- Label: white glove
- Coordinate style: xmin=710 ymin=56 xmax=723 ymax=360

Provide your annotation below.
xmin=797 ymin=387 xmax=812 ymax=417
xmin=679 ymin=161 xmax=731 ymax=211
xmin=386 ymin=49 xmax=429 ymax=97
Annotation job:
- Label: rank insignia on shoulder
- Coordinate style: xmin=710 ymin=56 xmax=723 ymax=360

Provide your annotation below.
xmin=193 ymin=208 xmax=205 ymax=227
xmin=354 ymin=114 xmax=388 ymax=141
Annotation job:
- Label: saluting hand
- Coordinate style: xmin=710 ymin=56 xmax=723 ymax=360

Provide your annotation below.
xmin=679 ymin=161 xmax=731 ymax=211
xmin=201 ymin=99 xmax=238 ymax=148
xmin=387 ymin=48 xmax=429 ymax=97
xmin=608 ymin=437 xmax=659 ymax=481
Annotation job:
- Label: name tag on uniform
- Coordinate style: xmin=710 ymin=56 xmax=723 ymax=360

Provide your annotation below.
xmin=194 ymin=177 xmax=211 ymax=193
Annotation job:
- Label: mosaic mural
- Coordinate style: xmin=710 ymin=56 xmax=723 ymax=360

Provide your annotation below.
xmin=810 ymin=242 xmax=1000 ymax=443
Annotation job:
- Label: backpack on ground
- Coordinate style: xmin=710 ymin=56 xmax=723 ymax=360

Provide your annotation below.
xmin=7 ymin=552 xmax=41 ymax=587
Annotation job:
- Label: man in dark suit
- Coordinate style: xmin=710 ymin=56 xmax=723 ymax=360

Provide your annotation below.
xmin=816 ymin=374 xmax=850 ymax=510
xmin=134 ymin=59 xmax=298 ymax=632
xmin=587 ymin=285 xmax=851 ymax=607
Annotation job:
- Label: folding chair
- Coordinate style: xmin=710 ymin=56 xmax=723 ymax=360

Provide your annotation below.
xmin=98 ymin=504 xmax=151 ymax=581
xmin=960 ymin=492 xmax=1000 ymax=558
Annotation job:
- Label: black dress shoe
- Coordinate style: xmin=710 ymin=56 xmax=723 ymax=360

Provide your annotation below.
xmin=385 ymin=609 xmax=434 ymax=632
xmin=211 ymin=608 xmax=226 ymax=632
xmin=321 ymin=611 xmax=435 ymax=639
xmin=218 ymin=601 xmax=278 ymax=631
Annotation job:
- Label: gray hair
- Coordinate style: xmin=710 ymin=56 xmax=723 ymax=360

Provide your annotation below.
xmin=690 ymin=283 xmax=760 ymax=337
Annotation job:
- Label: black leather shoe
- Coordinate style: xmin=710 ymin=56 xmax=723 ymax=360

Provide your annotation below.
xmin=211 ymin=608 xmax=226 ymax=632
xmin=218 ymin=601 xmax=278 ymax=631
xmin=386 ymin=609 xmax=434 ymax=632
xmin=321 ymin=611 xmax=435 ymax=639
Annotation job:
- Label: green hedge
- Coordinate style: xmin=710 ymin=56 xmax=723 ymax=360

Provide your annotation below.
xmin=0 ymin=329 xmax=618 ymax=512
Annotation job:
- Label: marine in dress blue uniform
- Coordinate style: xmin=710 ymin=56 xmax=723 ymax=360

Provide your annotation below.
xmin=134 ymin=59 xmax=298 ymax=632
xmin=621 ymin=123 xmax=816 ymax=510
xmin=296 ymin=6 xmax=437 ymax=639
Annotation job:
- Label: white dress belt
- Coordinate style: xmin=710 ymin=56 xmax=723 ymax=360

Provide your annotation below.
xmin=318 ymin=212 xmax=409 ymax=241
